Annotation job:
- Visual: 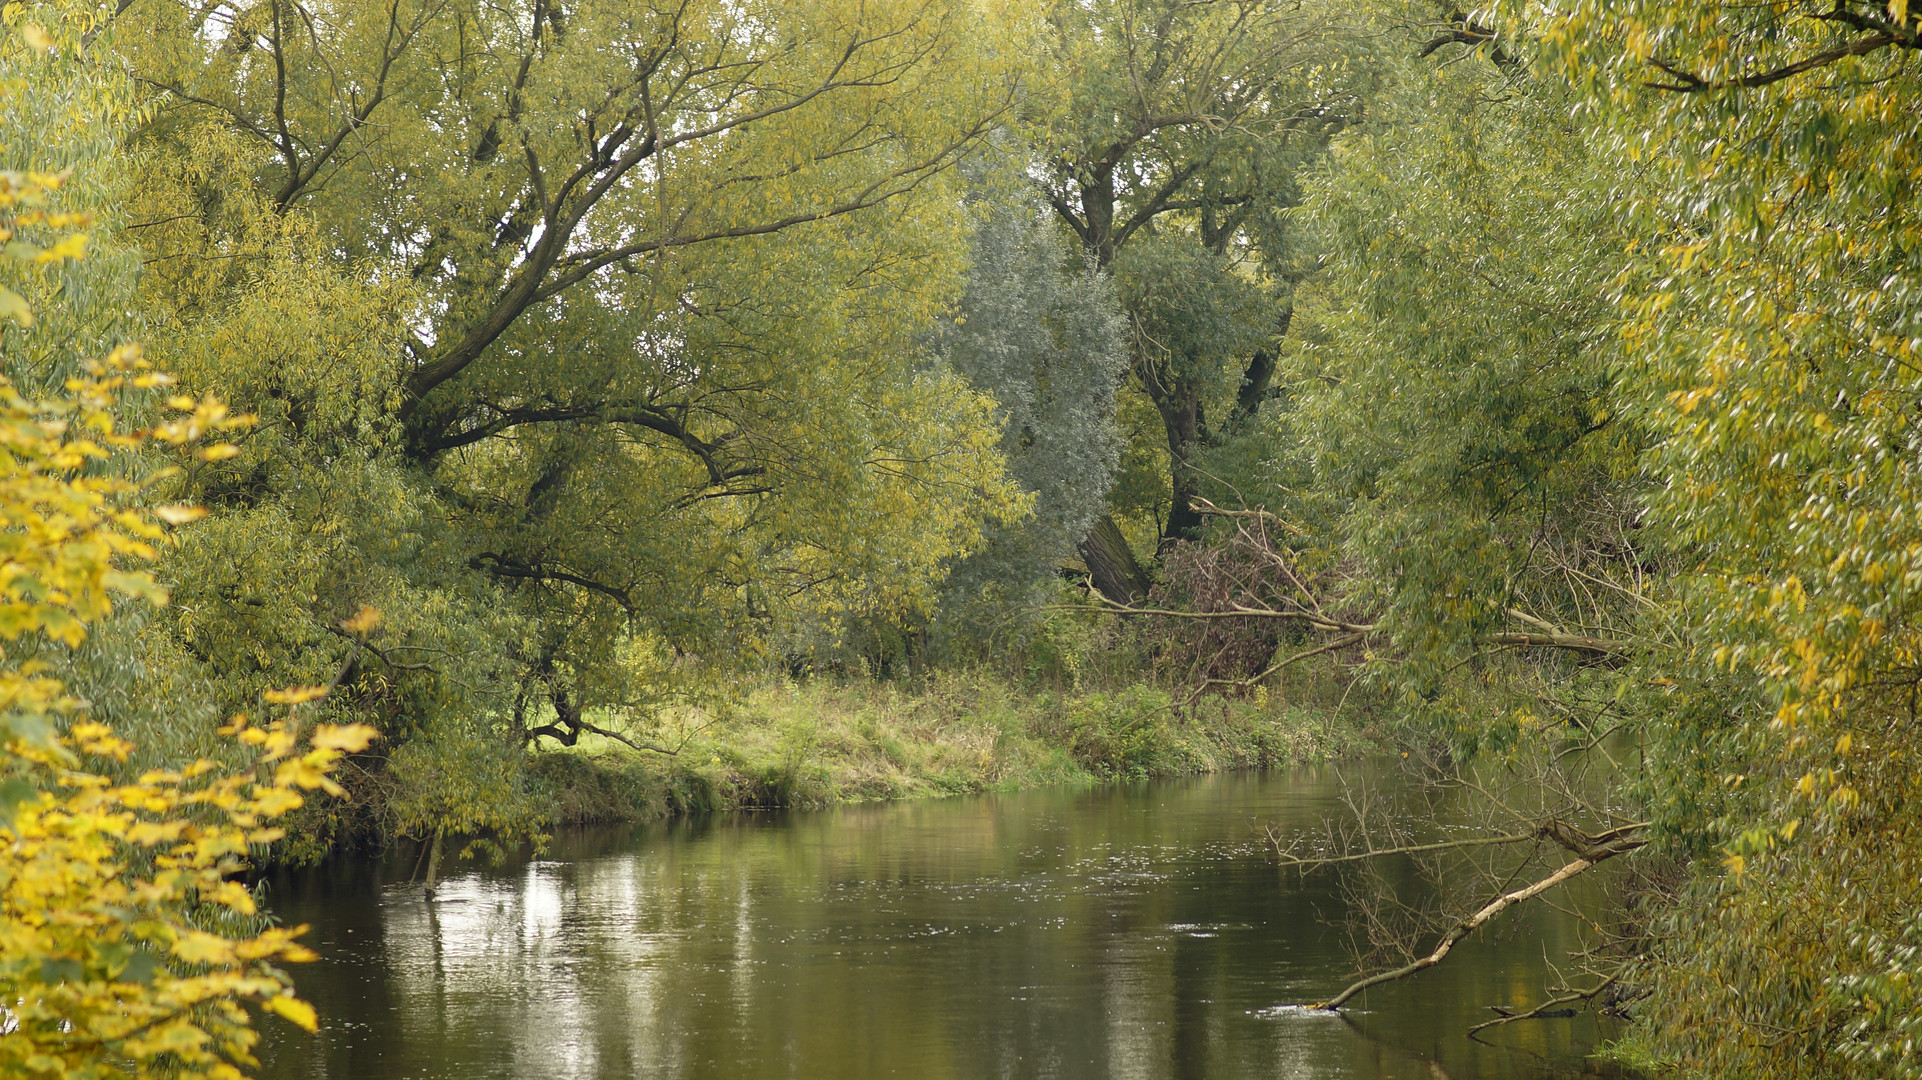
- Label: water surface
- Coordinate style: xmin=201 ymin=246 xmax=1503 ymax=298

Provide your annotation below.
xmin=260 ymin=765 xmax=1630 ymax=1080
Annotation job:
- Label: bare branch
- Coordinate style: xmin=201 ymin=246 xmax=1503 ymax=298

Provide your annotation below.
xmin=1301 ymin=823 xmax=1647 ymax=1011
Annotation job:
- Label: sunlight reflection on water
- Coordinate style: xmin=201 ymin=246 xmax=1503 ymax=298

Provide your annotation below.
xmin=261 ymin=767 xmax=1635 ymax=1080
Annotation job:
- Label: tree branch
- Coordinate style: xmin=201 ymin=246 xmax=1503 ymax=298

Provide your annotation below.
xmin=1645 ymin=30 xmax=1905 ymax=92
xmin=1316 ymin=854 xmax=1601 ymax=1010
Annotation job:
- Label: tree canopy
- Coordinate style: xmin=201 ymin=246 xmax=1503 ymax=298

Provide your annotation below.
xmin=10 ymin=0 xmax=1922 ymax=1074
xmin=108 ymin=0 xmax=1039 ymax=847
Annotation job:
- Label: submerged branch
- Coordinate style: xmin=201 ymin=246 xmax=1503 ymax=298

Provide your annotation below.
xmin=1468 ymin=971 xmax=1622 ymax=1039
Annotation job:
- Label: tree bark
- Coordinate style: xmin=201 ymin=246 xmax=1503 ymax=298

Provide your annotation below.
xmin=1078 ymin=513 xmax=1151 ymax=604
xmin=422 ymin=827 xmax=444 ymax=900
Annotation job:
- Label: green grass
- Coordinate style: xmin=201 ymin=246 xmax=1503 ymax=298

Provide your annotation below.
xmin=530 ymin=672 xmax=1377 ymax=825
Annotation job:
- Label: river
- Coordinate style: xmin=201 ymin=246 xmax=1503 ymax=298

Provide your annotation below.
xmin=258 ymin=764 xmax=1634 ymax=1079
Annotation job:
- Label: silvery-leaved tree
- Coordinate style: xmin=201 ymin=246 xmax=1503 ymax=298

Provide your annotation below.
xmin=932 ymin=191 xmax=1128 ymax=650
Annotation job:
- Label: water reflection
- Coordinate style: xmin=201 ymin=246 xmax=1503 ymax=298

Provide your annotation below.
xmin=260 ymin=767 xmax=1633 ymax=1080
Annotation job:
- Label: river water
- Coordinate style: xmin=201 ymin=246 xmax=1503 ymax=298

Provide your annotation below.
xmin=258 ymin=765 xmax=1633 ymax=1080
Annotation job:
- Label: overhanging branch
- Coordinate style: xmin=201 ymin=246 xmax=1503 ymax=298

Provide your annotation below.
xmin=1306 ymin=823 xmax=1645 ymax=1011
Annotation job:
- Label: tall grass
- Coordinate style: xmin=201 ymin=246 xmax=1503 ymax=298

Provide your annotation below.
xmin=532 ymin=669 xmax=1377 ymax=825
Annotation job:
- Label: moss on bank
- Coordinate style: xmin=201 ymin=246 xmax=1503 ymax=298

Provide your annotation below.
xmin=528 ymin=675 xmax=1376 ymax=826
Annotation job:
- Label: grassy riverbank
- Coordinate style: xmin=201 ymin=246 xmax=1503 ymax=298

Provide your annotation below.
xmin=530 ymin=674 xmax=1376 ymax=825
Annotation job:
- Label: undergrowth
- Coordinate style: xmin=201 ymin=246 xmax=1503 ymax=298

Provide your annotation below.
xmin=531 ymin=671 xmax=1377 ymax=825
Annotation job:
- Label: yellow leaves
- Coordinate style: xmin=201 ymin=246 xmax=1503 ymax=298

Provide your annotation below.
xmin=248 ymin=787 xmax=302 ymax=818
xmin=32 ymin=231 xmax=85 ymax=264
xmin=153 ymin=504 xmax=209 ymax=525
xmin=340 ymin=604 xmax=382 ymax=635
xmin=171 ymin=930 xmax=239 ymax=966
xmin=261 ymin=685 xmax=328 ymax=705
xmin=0 ymin=709 xmax=361 ymax=1073
xmin=126 ymin=819 xmax=185 ymax=846
xmin=312 ymin=722 xmax=378 ymax=753
xmin=263 ymin=992 xmax=318 ymax=1032
xmin=0 ymin=714 xmax=348 ymax=1073
xmin=204 ymin=880 xmax=257 ymax=915
xmin=68 ymin=721 xmax=130 ymax=760
xmin=274 ymin=753 xmax=345 ymax=796
xmin=150 ymin=391 xmax=252 ymax=450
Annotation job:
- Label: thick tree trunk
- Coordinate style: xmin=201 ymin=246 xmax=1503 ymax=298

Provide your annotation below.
xmin=1156 ymin=381 xmax=1207 ymax=555
xmin=1078 ymin=513 xmax=1151 ymax=604
xmin=1232 ymin=346 xmax=1279 ymax=426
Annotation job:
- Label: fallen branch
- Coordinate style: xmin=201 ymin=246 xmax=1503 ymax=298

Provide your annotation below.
xmin=1468 ymin=971 xmax=1621 ymax=1039
xmin=1302 ymin=824 xmax=1645 ymax=1011
xmin=1271 ymin=818 xmax=1646 ymax=869
xmin=1269 ymin=827 xmax=1542 ymax=868
xmin=1313 ymin=858 xmax=1596 ymax=1010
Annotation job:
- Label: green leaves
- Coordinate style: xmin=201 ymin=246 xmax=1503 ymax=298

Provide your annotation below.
xmin=1261 ymin=2 xmax=1922 ymax=1075
xmin=111 ymin=0 xmax=1035 ymax=853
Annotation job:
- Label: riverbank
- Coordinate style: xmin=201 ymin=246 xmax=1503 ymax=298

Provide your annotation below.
xmin=530 ymin=674 xmax=1379 ymax=825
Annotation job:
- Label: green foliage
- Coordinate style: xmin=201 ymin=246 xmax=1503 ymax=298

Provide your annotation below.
xmin=106 ymin=0 xmax=1037 ymax=846
xmin=1246 ymin=1 xmax=1922 ymax=1074
xmin=932 ymin=187 xmax=1127 ymax=648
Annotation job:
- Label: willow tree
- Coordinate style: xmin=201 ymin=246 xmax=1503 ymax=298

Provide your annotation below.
xmin=931 ymin=190 xmax=1128 ymax=648
xmin=1526 ymin=2 xmax=1922 ymax=1074
xmin=1217 ymin=3 xmax=1922 ymax=1072
xmin=110 ymin=0 xmax=1030 ymax=846
xmin=1027 ymin=0 xmax=1362 ymax=599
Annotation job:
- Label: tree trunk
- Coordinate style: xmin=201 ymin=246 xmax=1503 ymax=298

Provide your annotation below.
xmin=422 ymin=827 xmax=445 ymax=900
xmin=1155 ymin=380 xmax=1207 ymax=555
xmin=1078 ymin=513 xmax=1151 ymax=603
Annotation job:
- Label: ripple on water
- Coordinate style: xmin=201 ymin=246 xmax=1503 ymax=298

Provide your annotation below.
xmin=1249 ymin=1004 xmax=1349 ymax=1020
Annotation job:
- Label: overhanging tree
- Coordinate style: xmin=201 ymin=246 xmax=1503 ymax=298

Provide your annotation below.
xmin=112 ymin=0 xmax=1033 ymax=845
